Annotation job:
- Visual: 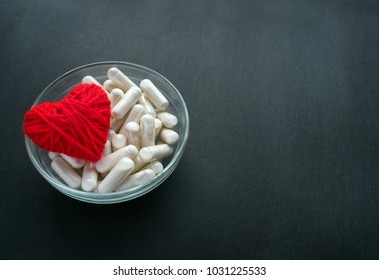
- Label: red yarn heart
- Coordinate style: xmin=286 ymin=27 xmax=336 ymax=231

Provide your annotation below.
xmin=24 ymin=84 xmax=111 ymax=162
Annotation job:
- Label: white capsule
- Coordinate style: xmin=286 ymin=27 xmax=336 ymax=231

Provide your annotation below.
xmin=107 ymin=67 xmax=137 ymax=92
xmin=102 ymin=140 xmax=112 ymax=157
xmin=139 ymin=144 xmax=173 ymax=162
xmin=154 ymin=118 xmax=163 ymax=137
xmin=48 ymin=151 xmax=58 ymax=160
xmin=60 ymin=154 xmax=85 ymax=169
xmin=132 ymin=155 xmax=148 ymax=173
xmin=159 ymin=128 xmax=179 ymax=145
xmin=51 ymin=157 xmax=81 ymax=189
xmin=117 ymin=169 xmax=155 ymax=192
xmin=140 ymin=79 xmax=169 ymax=111
xmin=108 ymin=129 xmax=116 ymax=141
xmin=123 ymin=122 xmax=140 ymax=149
xmin=138 ymin=95 xmax=156 ymax=117
xmin=119 ymin=105 xmax=145 ymax=136
xmin=81 ymin=162 xmax=98 ymax=192
xmin=111 ymin=133 xmax=127 ymax=151
xmin=103 ymin=79 xmax=117 ymax=92
xmin=97 ymin=157 xmax=135 ymax=193
xmin=140 ymin=114 xmax=155 ymax=147
xmin=125 ymin=104 xmax=145 ymax=124
xmin=82 ymin=75 xmax=101 ymax=86
xmin=142 ymin=161 xmax=164 ymax=174
xmin=96 ymin=145 xmax=138 ymax=173
xmin=109 ymin=88 xmax=124 ymax=109
xmin=157 ymin=112 xmax=178 ymax=128
xmin=112 ymin=86 xmax=142 ymax=120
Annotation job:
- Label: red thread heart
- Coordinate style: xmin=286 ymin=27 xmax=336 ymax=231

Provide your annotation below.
xmin=24 ymin=84 xmax=111 ymax=162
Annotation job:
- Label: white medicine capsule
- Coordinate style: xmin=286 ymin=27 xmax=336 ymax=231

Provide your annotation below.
xmin=60 ymin=154 xmax=86 ymax=169
xmin=125 ymin=104 xmax=145 ymax=124
xmin=81 ymin=162 xmax=98 ymax=192
xmin=82 ymin=75 xmax=101 ymax=86
xmin=102 ymin=140 xmax=112 ymax=157
xmin=51 ymin=157 xmax=81 ymax=189
xmin=118 ymin=105 xmax=144 ymax=136
xmin=97 ymin=157 xmax=135 ymax=193
xmin=112 ymin=86 xmax=142 ymax=120
xmin=117 ymin=169 xmax=155 ymax=192
xmin=108 ymin=129 xmax=116 ymax=141
xmin=140 ymin=79 xmax=169 ymax=111
xmin=159 ymin=128 xmax=179 ymax=145
xmin=131 ymin=155 xmax=148 ymax=173
xmin=139 ymin=144 xmax=173 ymax=162
xmin=157 ymin=112 xmax=178 ymax=128
xmin=140 ymin=114 xmax=155 ymax=147
xmin=48 ymin=151 xmax=58 ymax=160
xmin=111 ymin=133 xmax=127 ymax=151
xmin=138 ymin=95 xmax=156 ymax=117
xmin=109 ymin=88 xmax=124 ymax=108
xmin=154 ymin=118 xmax=163 ymax=137
xmin=107 ymin=67 xmax=137 ymax=92
xmin=103 ymin=79 xmax=117 ymax=92
xmin=96 ymin=145 xmax=138 ymax=173
xmin=123 ymin=122 xmax=140 ymax=149
xmin=142 ymin=161 xmax=164 ymax=174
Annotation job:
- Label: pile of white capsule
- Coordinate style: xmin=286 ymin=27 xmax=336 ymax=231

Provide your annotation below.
xmin=49 ymin=67 xmax=179 ymax=193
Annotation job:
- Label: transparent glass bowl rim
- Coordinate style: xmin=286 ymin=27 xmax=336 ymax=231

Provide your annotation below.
xmin=24 ymin=61 xmax=189 ymax=203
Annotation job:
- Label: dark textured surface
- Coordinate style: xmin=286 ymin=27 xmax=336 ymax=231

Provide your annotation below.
xmin=1 ymin=0 xmax=379 ymax=259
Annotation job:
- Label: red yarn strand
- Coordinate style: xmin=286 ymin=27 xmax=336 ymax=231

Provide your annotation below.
xmin=23 ymin=84 xmax=111 ymax=162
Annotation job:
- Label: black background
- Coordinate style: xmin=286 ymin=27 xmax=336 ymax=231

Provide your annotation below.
xmin=1 ymin=0 xmax=379 ymax=259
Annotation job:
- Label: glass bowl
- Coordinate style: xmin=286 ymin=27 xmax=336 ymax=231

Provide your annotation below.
xmin=25 ymin=61 xmax=189 ymax=204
